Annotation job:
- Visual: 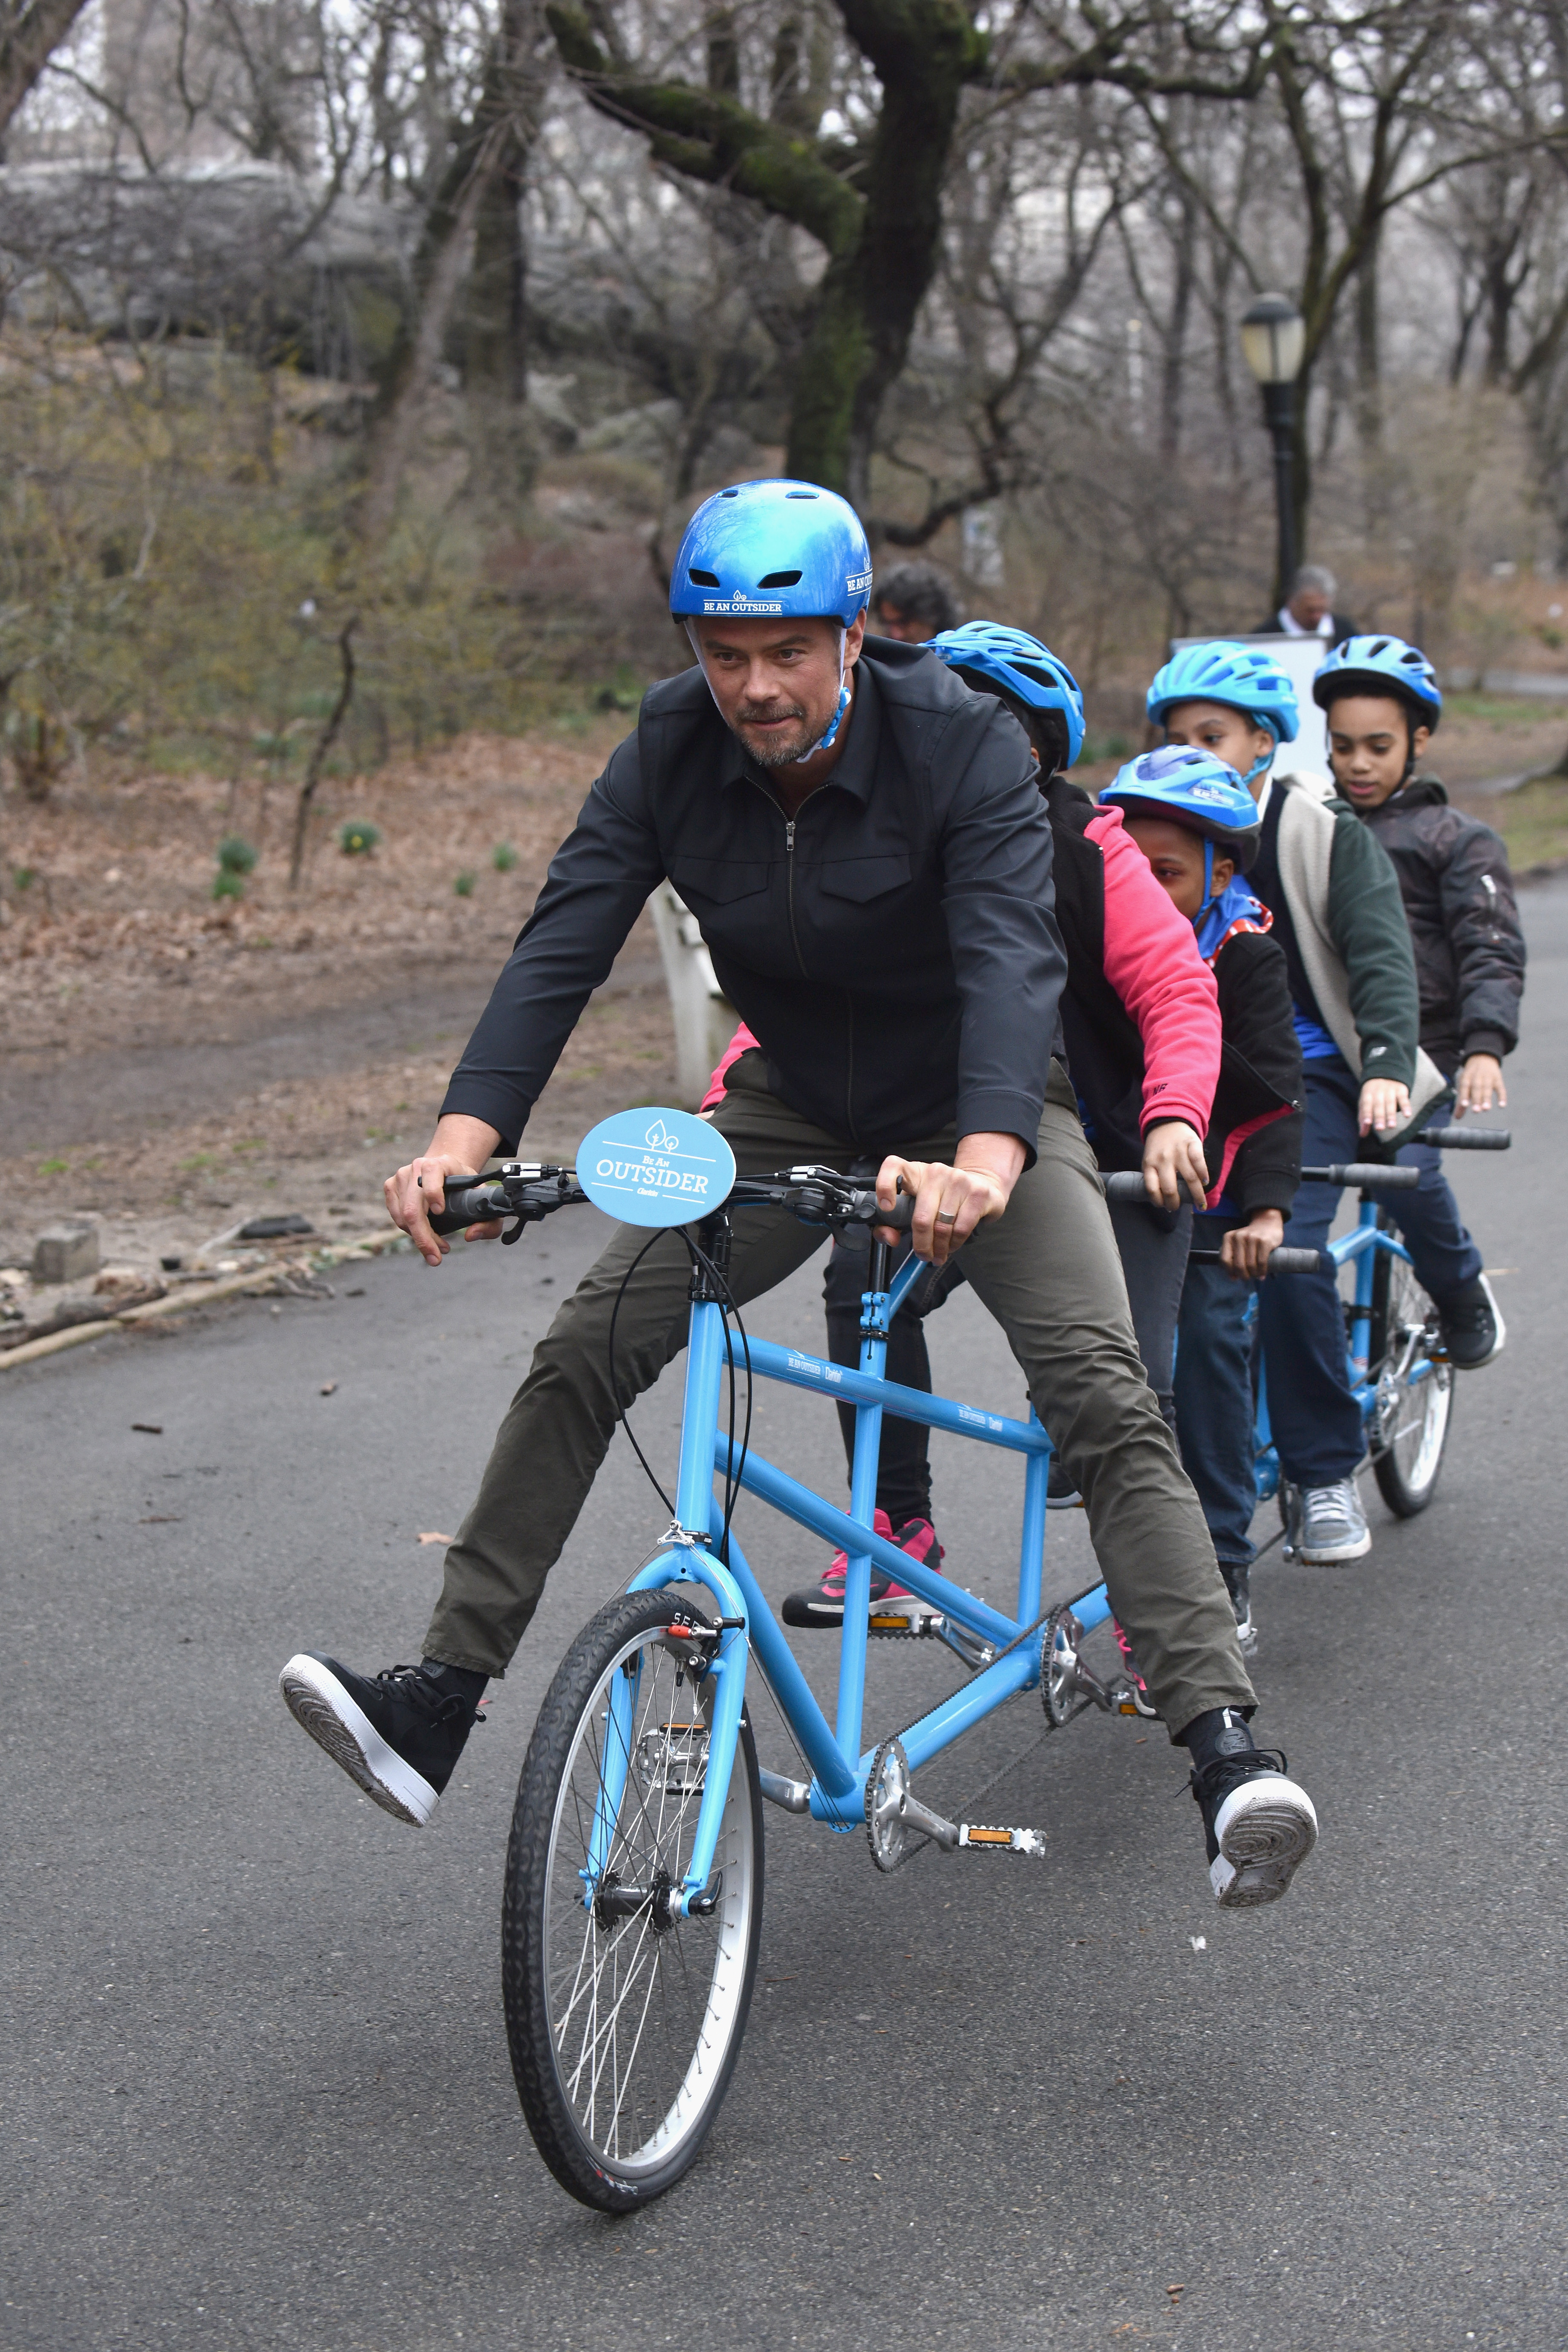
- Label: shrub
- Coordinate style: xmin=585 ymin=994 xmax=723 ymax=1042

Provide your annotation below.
xmin=338 ymin=819 xmax=382 ymax=856
xmin=212 ymin=870 xmax=245 ymax=901
xmin=492 ymin=841 xmax=519 ymax=871
xmin=217 ymin=835 xmax=258 ymax=875
xmin=454 ymin=870 xmax=476 ymax=898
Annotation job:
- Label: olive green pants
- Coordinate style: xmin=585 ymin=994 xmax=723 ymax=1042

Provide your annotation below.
xmin=424 ymin=1060 xmax=1254 ymax=1738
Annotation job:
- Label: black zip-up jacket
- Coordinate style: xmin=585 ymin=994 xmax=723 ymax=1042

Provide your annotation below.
xmin=1357 ymin=777 xmax=1525 ymax=1074
xmin=1045 ymin=780 xmax=1301 ymax=1211
xmin=442 ymin=645 xmax=1067 ymax=1157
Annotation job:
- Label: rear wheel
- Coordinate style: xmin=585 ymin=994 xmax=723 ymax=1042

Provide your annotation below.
xmin=502 ymin=1590 xmax=764 ymax=2211
xmin=1368 ymin=1233 xmax=1453 ymax=1517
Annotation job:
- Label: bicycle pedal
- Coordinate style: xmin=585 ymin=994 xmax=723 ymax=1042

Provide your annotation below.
xmin=958 ymin=1822 xmax=1046 ymax=1858
xmin=867 ymin=1603 xmax=945 ymax=1639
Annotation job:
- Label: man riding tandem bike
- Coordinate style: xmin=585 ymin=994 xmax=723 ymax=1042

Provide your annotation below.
xmin=282 ymin=479 xmax=1326 ymax=2207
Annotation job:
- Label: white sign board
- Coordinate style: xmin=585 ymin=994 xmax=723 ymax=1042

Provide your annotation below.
xmin=1170 ymin=632 xmax=1332 ymax=782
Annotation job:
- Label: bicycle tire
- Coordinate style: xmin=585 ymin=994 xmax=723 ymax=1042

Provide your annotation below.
xmin=502 ymin=1589 xmax=764 ymax=2212
xmin=1368 ymin=1231 xmax=1454 ymax=1517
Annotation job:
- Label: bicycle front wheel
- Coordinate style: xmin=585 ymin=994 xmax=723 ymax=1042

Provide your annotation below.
xmin=502 ymin=1590 xmax=764 ymax=2212
xmin=1369 ymin=1240 xmax=1454 ymax=1517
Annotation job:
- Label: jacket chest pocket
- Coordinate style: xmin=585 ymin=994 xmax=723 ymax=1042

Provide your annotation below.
xmin=667 ymin=856 xmax=772 ymax=910
xmin=814 ymin=853 xmax=914 ymax=905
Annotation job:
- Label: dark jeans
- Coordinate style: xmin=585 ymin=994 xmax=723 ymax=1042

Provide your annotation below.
xmin=1259 ymin=1062 xmax=1484 ymax=1487
xmin=1175 ymin=1249 xmax=1260 ymax=1569
xmin=823 ymin=1197 xmax=1193 ymax=1522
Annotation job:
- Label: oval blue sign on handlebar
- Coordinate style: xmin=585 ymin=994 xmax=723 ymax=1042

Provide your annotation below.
xmin=576 ymin=1106 xmax=738 ymax=1228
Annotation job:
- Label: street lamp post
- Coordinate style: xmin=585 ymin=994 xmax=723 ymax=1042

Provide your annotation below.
xmin=1240 ymin=292 xmax=1306 ymax=615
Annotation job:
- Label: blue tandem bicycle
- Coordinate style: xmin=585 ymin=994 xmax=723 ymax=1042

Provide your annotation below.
xmin=432 ymin=1107 xmax=1507 ymax=2212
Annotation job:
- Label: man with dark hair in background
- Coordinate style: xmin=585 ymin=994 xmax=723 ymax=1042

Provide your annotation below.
xmin=871 ymin=560 xmax=961 ymax=642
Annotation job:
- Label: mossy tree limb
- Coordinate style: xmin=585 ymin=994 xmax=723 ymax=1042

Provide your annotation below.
xmin=545 ymin=0 xmax=1277 ymax=503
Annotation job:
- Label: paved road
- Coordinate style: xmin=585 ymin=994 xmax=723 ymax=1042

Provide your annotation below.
xmin=6 ymin=886 xmax=1565 ymax=2352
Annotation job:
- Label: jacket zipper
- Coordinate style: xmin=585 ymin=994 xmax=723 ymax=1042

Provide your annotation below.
xmin=784 ymin=818 xmax=806 ymax=974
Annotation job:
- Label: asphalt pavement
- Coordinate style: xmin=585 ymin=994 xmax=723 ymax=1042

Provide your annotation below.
xmin=6 ymin=884 xmax=1565 ymax=2352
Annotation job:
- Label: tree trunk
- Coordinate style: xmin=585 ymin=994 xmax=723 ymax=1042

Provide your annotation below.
xmin=787 ymin=0 xmax=979 ymax=498
xmin=0 ymin=0 xmax=93 ymax=148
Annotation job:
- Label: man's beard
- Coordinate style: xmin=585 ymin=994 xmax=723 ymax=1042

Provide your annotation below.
xmin=733 ymin=702 xmax=817 ymax=768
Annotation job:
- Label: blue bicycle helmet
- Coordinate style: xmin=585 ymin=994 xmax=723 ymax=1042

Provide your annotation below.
xmin=1146 ymin=640 xmax=1300 ymax=745
xmin=670 ymin=479 xmax=873 ymax=625
xmin=1099 ymin=744 xmax=1262 ymax=873
xmin=1312 ymin=633 xmax=1442 ymax=732
xmin=926 ymin=622 xmax=1086 ymax=771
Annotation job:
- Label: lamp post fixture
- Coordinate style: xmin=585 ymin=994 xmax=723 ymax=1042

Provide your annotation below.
xmin=1240 ymin=291 xmax=1306 ymax=614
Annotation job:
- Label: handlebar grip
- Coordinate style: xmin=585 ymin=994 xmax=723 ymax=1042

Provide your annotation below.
xmin=1266 ymin=1247 xmax=1332 ymax=1276
xmin=879 ymin=1191 xmax=916 ymax=1232
xmin=427 ymin=1180 xmax=509 ymax=1236
xmin=1100 ymin=1171 xmax=1150 ymax=1203
xmin=1302 ymin=1162 xmax=1421 ymax=1189
xmin=1415 ymin=1124 xmax=1511 ymax=1151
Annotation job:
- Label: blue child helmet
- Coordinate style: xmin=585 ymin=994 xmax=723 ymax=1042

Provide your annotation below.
xmin=1312 ymin=633 xmax=1442 ymax=731
xmin=670 ymin=479 xmax=873 ymax=624
xmin=1146 ymin=640 xmax=1300 ymax=744
xmin=926 ymin=622 xmax=1086 ymax=770
xmin=1099 ymin=744 xmax=1262 ymax=871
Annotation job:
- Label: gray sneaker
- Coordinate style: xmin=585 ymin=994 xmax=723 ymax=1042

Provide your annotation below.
xmin=1297 ymin=1477 xmax=1371 ymax=1564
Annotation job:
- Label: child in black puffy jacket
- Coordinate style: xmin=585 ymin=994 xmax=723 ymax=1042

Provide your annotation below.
xmin=1313 ymin=634 xmax=1525 ymax=1371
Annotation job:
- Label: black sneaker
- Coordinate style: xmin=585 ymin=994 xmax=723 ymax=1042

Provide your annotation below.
xmin=1046 ymin=1456 xmax=1083 ymax=1510
xmin=1436 ymin=1274 xmax=1506 ymax=1369
xmin=1190 ymin=1735 xmax=1317 ymax=1909
xmin=279 ymin=1654 xmax=481 ymax=1824
xmin=1220 ymin=1561 xmax=1257 ymax=1658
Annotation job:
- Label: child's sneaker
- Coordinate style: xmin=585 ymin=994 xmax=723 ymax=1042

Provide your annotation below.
xmin=1435 ymin=1273 xmax=1506 ymax=1369
xmin=782 ymin=1513 xmax=945 ymax=1627
xmin=1220 ymin=1561 xmax=1257 ymax=1657
xmin=1110 ymin=1618 xmax=1159 ymax=1718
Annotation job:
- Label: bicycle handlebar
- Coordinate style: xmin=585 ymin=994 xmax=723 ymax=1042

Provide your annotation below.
xmin=1301 ymin=1162 xmax=1421 ymax=1188
xmin=1187 ymin=1245 xmax=1330 ymax=1276
xmin=1414 ymin=1123 xmax=1511 ymax=1151
xmin=424 ymin=1162 xmax=919 ymax=1240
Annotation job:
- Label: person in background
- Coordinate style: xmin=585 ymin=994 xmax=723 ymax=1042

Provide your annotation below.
xmin=1148 ymin=639 xmax=1444 ymax=1571
xmin=1314 ymin=633 xmax=1523 ymax=1368
xmin=870 ymin=560 xmax=960 ymax=642
xmin=1257 ymin=564 xmax=1357 ymax=647
xmin=1098 ymin=747 xmax=1304 ymax=1659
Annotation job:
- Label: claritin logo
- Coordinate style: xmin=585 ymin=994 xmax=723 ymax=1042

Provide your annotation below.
xmin=644 ymin=1118 xmax=680 ymax=1150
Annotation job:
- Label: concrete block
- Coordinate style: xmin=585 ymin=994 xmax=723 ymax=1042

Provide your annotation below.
xmin=32 ymin=1221 xmax=99 ymax=1286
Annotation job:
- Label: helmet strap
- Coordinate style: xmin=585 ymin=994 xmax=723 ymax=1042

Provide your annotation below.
xmin=1198 ymin=837 xmax=1218 ymax=919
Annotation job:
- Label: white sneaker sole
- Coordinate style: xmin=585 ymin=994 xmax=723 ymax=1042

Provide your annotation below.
xmin=1210 ymin=1773 xmax=1318 ymax=1908
xmin=1296 ymin=1528 xmax=1372 ymax=1564
xmin=279 ymin=1654 xmax=438 ymax=1826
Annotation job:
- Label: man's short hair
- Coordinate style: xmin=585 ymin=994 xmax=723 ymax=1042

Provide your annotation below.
xmin=1291 ymin=564 xmax=1337 ymax=600
xmin=871 ymin=560 xmax=960 ymax=636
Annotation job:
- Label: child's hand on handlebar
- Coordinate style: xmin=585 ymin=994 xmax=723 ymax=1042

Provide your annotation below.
xmin=1358 ymin=1077 xmax=1410 ymax=1136
xmin=876 ymin=1133 xmax=1025 ymax=1265
xmin=1454 ymin=1053 xmax=1506 ymax=1116
xmin=386 ymin=1113 xmax=505 ymax=1266
xmin=1219 ymin=1208 xmax=1284 ymax=1281
xmin=1141 ymin=1120 xmax=1210 ymax=1213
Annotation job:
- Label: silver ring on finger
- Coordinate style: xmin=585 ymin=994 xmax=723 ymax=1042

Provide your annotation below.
xmin=936 ymin=1209 xmax=958 ymax=1225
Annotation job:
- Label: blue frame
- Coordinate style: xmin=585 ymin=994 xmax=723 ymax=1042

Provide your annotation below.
xmin=621 ymin=1249 xmax=1101 ymax=1912
xmin=1251 ymin=1191 xmax=1435 ymax=1501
